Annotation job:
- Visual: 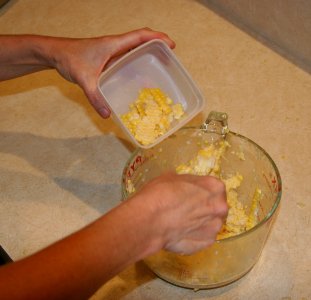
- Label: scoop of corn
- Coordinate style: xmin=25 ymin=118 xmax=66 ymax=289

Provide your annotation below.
xmin=176 ymin=141 xmax=261 ymax=239
xmin=121 ymin=88 xmax=185 ymax=146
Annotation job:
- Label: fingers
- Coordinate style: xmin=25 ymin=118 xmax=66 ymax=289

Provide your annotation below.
xmin=53 ymin=28 xmax=175 ymax=120
xmin=178 ymin=174 xmax=228 ymax=218
xmin=110 ymin=27 xmax=176 ymax=58
xmin=82 ymin=81 xmax=111 ymax=118
xmin=166 ymin=238 xmax=216 ymax=256
xmin=79 ymin=28 xmax=175 ymax=119
xmin=149 ymin=173 xmax=228 ymax=255
xmin=165 ymin=203 xmax=225 ymax=255
xmin=190 ymin=174 xmax=226 ymax=194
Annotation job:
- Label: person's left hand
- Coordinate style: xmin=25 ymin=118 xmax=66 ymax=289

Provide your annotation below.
xmin=50 ymin=28 xmax=175 ymax=118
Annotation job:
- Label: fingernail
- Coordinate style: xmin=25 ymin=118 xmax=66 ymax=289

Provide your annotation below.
xmin=99 ymin=107 xmax=111 ymax=119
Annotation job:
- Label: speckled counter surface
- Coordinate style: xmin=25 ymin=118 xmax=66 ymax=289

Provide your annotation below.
xmin=0 ymin=1 xmax=310 ymax=299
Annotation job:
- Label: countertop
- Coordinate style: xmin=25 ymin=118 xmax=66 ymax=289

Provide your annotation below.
xmin=0 ymin=1 xmax=310 ymax=299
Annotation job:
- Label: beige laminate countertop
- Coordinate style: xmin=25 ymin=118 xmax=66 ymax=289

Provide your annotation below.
xmin=0 ymin=1 xmax=310 ymax=299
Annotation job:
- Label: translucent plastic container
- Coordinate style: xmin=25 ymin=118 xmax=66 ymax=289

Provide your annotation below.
xmin=121 ymin=111 xmax=282 ymax=289
xmin=97 ymin=39 xmax=204 ymax=148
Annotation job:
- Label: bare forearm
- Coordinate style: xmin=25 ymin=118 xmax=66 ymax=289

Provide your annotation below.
xmin=0 ymin=35 xmax=56 ymax=80
xmin=0 ymin=196 xmax=160 ymax=300
xmin=0 ymin=29 xmax=176 ymax=118
xmin=0 ymin=172 xmax=227 ymax=299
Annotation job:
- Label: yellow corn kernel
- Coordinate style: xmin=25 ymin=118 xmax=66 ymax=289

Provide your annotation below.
xmin=121 ymin=88 xmax=185 ymax=145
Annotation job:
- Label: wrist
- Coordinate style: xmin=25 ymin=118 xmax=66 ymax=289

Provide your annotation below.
xmin=30 ymin=35 xmax=58 ymax=68
xmin=124 ymin=194 xmax=166 ymax=260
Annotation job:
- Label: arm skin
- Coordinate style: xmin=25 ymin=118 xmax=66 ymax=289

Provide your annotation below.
xmin=0 ymin=28 xmax=228 ymax=299
xmin=0 ymin=173 xmax=227 ymax=300
xmin=0 ymin=27 xmax=175 ymax=118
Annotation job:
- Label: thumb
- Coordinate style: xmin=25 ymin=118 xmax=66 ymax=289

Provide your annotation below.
xmin=83 ymin=81 xmax=111 ymax=119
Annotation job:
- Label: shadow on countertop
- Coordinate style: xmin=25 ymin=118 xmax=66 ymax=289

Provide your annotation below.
xmin=0 ymin=0 xmax=17 ymax=15
xmin=197 ymin=0 xmax=311 ymax=76
xmin=0 ymin=131 xmax=134 ymax=212
xmin=0 ymin=245 xmax=13 ymax=265
xmin=0 ymin=0 xmax=9 ymax=8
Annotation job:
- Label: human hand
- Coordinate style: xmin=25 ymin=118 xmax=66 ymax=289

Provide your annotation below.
xmin=50 ymin=28 xmax=175 ymax=118
xmin=130 ymin=172 xmax=228 ymax=255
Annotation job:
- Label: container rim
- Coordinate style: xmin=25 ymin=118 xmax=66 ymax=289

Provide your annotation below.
xmin=97 ymin=39 xmax=205 ymax=149
xmin=121 ymin=127 xmax=282 ymax=243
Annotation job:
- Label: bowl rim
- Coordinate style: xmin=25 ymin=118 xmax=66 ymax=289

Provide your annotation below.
xmin=121 ymin=126 xmax=282 ymax=243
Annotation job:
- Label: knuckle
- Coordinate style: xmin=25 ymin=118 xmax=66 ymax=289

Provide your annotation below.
xmin=214 ymin=178 xmax=226 ymax=191
xmin=214 ymin=218 xmax=225 ymax=233
xmin=202 ymin=175 xmax=226 ymax=192
xmin=217 ymin=199 xmax=229 ymax=217
xmin=202 ymin=237 xmax=216 ymax=250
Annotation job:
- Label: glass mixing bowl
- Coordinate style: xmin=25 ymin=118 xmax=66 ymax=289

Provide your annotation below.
xmin=121 ymin=111 xmax=282 ymax=290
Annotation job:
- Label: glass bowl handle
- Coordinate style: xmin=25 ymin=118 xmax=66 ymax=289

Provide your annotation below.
xmin=201 ymin=111 xmax=229 ymax=137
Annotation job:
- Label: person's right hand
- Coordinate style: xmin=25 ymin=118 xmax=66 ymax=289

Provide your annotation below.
xmin=0 ymin=172 xmax=227 ymax=300
xmin=129 ymin=172 xmax=228 ymax=255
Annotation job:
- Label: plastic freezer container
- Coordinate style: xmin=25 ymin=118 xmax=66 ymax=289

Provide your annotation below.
xmin=97 ymin=39 xmax=205 ymax=148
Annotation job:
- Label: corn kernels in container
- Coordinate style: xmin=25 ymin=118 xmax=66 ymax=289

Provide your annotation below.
xmin=121 ymin=88 xmax=185 ymax=146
